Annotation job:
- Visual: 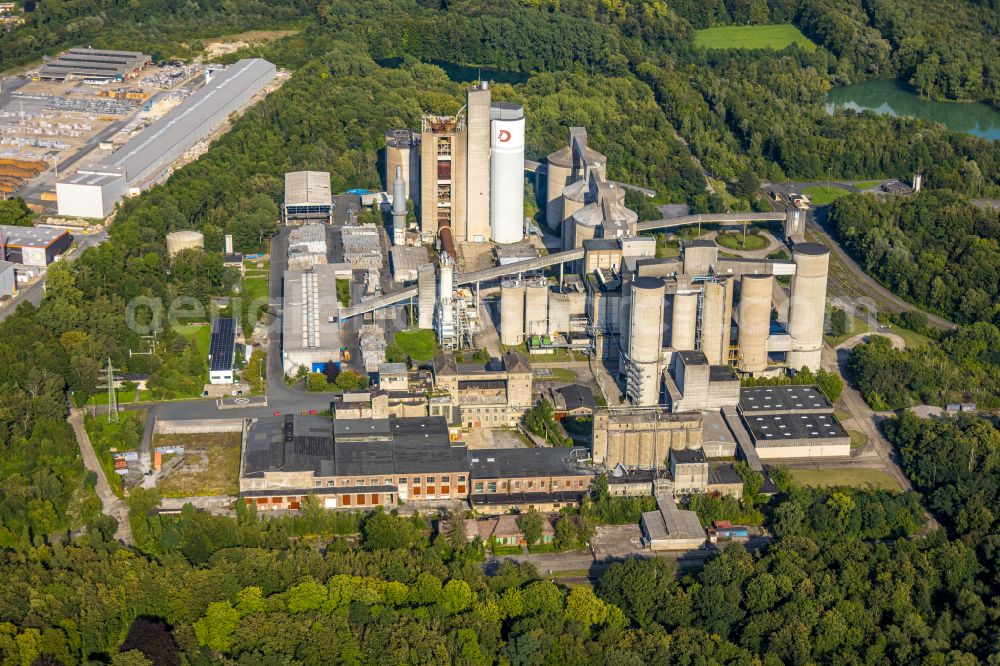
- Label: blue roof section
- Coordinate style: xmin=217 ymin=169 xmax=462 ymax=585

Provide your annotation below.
xmin=209 ymin=317 xmax=236 ymax=372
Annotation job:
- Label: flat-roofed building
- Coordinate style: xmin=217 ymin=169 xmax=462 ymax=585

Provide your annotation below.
xmin=0 ymin=225 xmax=72 ymax=266
xmin=669 ymin=447 xmax=708 ymax=494
xmin=240 ymin=414 xmax=469 ymax=510
xmin=39 ymin=48 xmax=151 ymax=80
xmin=738 ymin=385 xmax=833 ymax=415
xmin=389 ymin=245 xmax=430 ymax=282
xmin=57 ymin=59 xmax=276 ymax=218
xmin=469 ymin=446 xmax=594 ymax=514
xmin=743 ymin=412 xmax=850 ymax=459
xmin=283 ymin=171 xmax=333 ymax=224
xmin=282 ymin=264 xmax=341 ymax=374
xmin=208 ymin=317 xmax=237 ymax=384
xmin=591 ymin=407 xmax=703 ymax=468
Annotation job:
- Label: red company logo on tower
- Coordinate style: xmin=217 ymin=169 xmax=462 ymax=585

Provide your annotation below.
xmin=497 ymin=129 xmax=511 ymax=142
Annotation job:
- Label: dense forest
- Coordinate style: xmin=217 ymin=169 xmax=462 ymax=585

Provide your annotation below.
xmin=829 ymin=191 xmax=1000 ymax=325
xmin=0 ymin=484 xmax=995 ymax=663
xmin=0 ymin=0 xmax=311 ymax=69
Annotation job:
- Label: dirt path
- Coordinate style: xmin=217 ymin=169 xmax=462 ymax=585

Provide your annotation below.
xmin=68 ymin=409 xmax=133 ymax=545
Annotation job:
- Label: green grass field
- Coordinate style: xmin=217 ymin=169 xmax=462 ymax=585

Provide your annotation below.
xmin=803 ymin=185 xmax=852 ymax=206
xmin=846 ymin=429 xmax=868 ymax=449
xmin=716 ymin=232 xmax=768 ymax=251
xmin=395 ymin=328 xmax=437 ymax=361
xmin=852 ymin=180 xmax=882 ymax=190
xmin=695 ymin=24 xmax=817 ymax=52
xmin=789 ymin=467 xmax=899 ymax=491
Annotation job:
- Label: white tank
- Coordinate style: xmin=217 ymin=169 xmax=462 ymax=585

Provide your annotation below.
xmin=671 ymin=291 xmax=698 ymax=350
xmin=500 ymin=279 xmax=525 ymax=346
xmin=787 ymin=243 xmax=830 ymax=371
xmin=490 ymin=105 xmax=525 ymax=244
xmin=738 ymin=274 xmax=774 ymax=374
xmin=625 ymin=276 xmax=666 ymax=406
xmin=166 ymin=230 xmax=204 ymax=257
xmin=524 ymin=279 xmax=548 ymax=337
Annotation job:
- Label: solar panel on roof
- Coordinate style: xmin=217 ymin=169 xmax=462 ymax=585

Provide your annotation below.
xmin=209 ymin=318 xmax=236 ymax=371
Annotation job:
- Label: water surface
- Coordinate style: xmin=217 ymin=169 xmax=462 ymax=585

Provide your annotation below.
xmin=826 ymin=80 xmax=1000 ymax=140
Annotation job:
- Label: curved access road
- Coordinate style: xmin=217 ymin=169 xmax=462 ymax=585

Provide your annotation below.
xmin=835 ymin=332 xmax=905 ymax=351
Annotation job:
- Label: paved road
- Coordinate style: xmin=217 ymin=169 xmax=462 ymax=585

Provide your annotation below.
xmin=0 ymin=228 xmax=108 ymax=323
xmin=836 ymin=331 xmax=905 ymax=351
xmin=68 ymin=408 xmax=134 ymax=544
xmin=821 ymin=344 xmax=913 ymax=491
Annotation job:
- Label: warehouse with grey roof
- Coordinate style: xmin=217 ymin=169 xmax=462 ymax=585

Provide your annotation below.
xmin=56 ymin=58 xmax=277 ymax=218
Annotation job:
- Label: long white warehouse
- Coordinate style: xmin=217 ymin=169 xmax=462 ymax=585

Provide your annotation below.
xmin=57 ymin=58 xmax=277 ymax=218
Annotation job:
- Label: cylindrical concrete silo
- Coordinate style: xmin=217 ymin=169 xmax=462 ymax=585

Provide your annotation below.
xmin=545 ymin=148 xmax=573 ymax=231
xmin=572 ymin=215 xmax=598 ymax=250
xmin=625 ymin=276 xmax=666 ymax=406
xmin=385 ymin=129 xmax=418 ymax=201
xmin=166 ymin=230 xmax=204 ymax=257
xmin=671 ymin=291 xmax=698 ymax=350
xmin=738 ymin=274 xmax=774 ymax=374
xmin=787 ymin=242 xmax=830 ymax=371
xmin=561 ymin=190 xmax=585 ymax=227
xmin=700 ymin=278 xmax=733 ymax=365
xmin=524 ymin=279 xmax=549 ymax=338
xmin=500 ymin=279 xmax=525 ymax=346
xmin=490 ymin=104 xmax=525 ymax=244
xmin=547 ymin=292 xmax=570 ymax=336
xmin=417 ymin=263 xmax=436 ymax=329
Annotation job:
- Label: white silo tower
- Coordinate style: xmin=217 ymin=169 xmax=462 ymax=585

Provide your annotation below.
xmin=489 ymin=103 xmax=525 ymax=244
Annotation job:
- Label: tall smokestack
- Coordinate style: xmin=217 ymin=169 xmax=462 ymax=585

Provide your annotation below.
xmin=392 ymin=166 xmax=406 ymax=246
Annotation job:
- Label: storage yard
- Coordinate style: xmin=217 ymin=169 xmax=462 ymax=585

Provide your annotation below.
xmin=0 ymin=53 xmax=208 ymax=209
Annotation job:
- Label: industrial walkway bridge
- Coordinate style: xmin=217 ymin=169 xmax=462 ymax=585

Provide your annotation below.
xmin=636 ymin=212 xmax=786 ymax=233
xmin=340 ymin=212 xmax=788 ymax=319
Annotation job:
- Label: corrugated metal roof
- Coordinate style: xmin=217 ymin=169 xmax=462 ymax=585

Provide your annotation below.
xmin=284 ymin=171 xmax=332 ymax=207
xmin=85 ymin=58 xmax=275 ymax=186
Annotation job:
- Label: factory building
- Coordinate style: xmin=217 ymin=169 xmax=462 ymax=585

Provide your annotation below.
xmin=469 ymin=447 xmax=594 ymax=514
xmin=281 ymin=264 xmax=342 ymax=374
xmin=641 ymin=494 xmax=707 ymax=551
xmin=430 ymin=351 xmax=533 ymax=428
xmin=591 ymin=407 xmax=703 ymax=468
xmin=664 ymin=350 xmax=740 ymax=412
xmin=283 ymin=171 xmax=333 ymax=224
xmin=737 ymin=385 xmax=849 ymax=459
xmin=420 ymin=113 xmax=466 ymax=249
xmin=0 ymin=225 xmax=72 ymax=266
xmin=57 ymin=59 xmax=277 ymax=218
xmin=400 ymin=81 xmax=527 ymax=249
xmin=500 ymin=276 xmax=588 ymax=346
xmin=240 ymin=414 xmax=593 ymax=513
xmin=240 ymin=415 xmax=469 ymax=510
xmin=466 ymin=82 xmax=492 ymax=243
xmin=39 ymin=48 xmax=151 ymax=81
xmin=208 ymin=317 xmax=237 ymax=385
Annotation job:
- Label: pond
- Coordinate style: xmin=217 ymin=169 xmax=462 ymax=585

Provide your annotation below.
xmin=826 ymin=80 xmax=1000 ymax=141
xmin=376 ymin=58 xmax=529 ymax=85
